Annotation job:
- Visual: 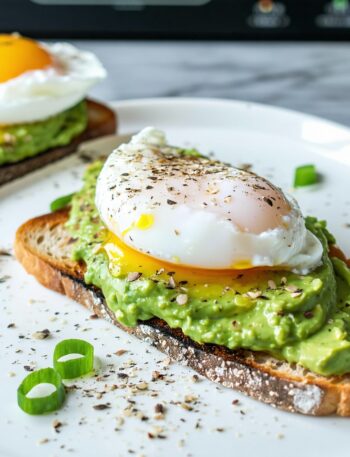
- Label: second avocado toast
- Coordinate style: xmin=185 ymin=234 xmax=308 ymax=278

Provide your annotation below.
xmin=0 ymin=34 xmax=116 ymax=185
xmin=15 ymin=128 xmax=350 ymax=416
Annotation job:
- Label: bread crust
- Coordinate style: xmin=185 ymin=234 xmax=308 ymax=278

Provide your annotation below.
xmin=0 ymin=99 xmax=116 ymax=186
xmin=14 ymin=210 xmax=350 ymax=416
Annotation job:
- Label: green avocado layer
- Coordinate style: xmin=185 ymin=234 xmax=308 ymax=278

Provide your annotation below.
xmin=0 ymin=101 xmax=88 ymax=166
xmin=66 ymin=161 xmax=350 ymax=377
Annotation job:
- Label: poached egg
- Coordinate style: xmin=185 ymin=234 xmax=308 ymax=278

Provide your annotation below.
xmin=0 ymin=34 xmax=106 ymax=124
xmin=95 ymin=128 xmax=323 ymax=275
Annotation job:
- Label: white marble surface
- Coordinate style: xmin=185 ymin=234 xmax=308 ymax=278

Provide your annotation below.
xmin=73 ymin=40 xmax=350 ymax=126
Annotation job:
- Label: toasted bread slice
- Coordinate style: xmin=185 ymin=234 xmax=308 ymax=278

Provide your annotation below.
xmin=14 ymin=209 xmax=350 ymax=416
xmin=0 ymin=99 xmax=116 ymax=186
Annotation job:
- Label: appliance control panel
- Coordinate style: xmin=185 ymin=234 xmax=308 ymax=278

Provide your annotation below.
xmin=2 ymin=0 xmax=350 ymax=39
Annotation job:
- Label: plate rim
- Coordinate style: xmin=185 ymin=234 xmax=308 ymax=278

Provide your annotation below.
xmin=107 ymin=96 xmax=350 ymax=136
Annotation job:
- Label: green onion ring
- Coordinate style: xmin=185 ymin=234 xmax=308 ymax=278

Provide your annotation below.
xmin=50 ymin=193 xmax=74 ymax=212
xmin=294 ymin=164 xmax=318 ymax=187
xmin=17 ymin=368 xmax=65 ymax=415
xmin=53 ymin=339 xmax=94 ymax=379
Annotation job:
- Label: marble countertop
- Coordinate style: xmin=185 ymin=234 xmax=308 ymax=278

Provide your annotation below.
xmin=74 ymin=40 xmax=350 ymax=126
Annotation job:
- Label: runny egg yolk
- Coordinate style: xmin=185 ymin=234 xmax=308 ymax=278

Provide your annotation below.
xmin=121 ymin=213 xmax=154 ymax=236
xmin=135 ymin=214 xmax=154 ymax=230
xmin=0 ymin=34 xmax=53 ymax=84
xmin=102 ymin=231 xmax=276 ymax=287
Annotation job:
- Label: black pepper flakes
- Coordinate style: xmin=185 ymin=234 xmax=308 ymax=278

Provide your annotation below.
xmin=93 ymin=403 xmax=111 ymax=410
xmin=155 ymin=403 xmax=165 ymax=414
xmin=117 ymin=372 xmax=129 ymax=379
xmin=262 ymin=196 xmax=274 ymax=207
xmin=0 ymin=275 xmax=10 ymax=283
xmin=304 ymin=311 xmax=314 ymax=319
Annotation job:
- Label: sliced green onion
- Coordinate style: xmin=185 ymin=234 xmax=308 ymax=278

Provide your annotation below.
xmin=53 ymin=339 xmax=94 ymax=379
xmin=17 ymin=368 xmax=65 ymax=415
xmin=180 ymin=148 xmax=201 ymax=157
xmin=294 ymin=164 xmax=318 ymax=187
xmin=50 ymin=193 xmax=74 ymax=212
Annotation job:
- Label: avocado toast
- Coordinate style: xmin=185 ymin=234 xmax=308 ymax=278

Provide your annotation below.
xmin=0 ymin=99 xmax=116 ymax=186
xmin=15 ymin=130 xmax=350 ymax=416
xmin=0 ymin=34 xmax=117 ymax=186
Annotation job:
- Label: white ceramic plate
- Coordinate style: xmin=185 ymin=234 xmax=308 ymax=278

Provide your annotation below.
xmin=1 ymin=98 xmax=350 ymax=457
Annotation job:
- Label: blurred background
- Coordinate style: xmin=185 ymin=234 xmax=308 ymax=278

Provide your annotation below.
xmin=3 ymin=0 xmax=350 ymax=124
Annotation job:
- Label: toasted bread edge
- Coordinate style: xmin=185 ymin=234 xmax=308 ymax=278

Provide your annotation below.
xmin=14 ymin=210 xmax=350 ymax=416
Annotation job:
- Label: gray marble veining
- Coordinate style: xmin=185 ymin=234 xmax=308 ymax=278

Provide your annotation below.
xmin=72 ymin=40 xmax=350 ymax=126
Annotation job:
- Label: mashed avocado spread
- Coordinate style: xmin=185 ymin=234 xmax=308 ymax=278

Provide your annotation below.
xmin=66 ymin=160 xmax=350 ymax=377
xmin=0 ymin=101 xmax=88 ymax=166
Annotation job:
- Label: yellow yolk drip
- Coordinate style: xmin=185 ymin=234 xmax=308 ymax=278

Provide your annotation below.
xmin=0 ymin=34 xmax=53 ymax=84
xmin=135 ymin=213 xmax=154 ymax=230
xmin=101 ymin=232 xmax=273 ymax=286
xmin=121 ymin=213 xmax=154 ymax=237
xmin=230 ymin=260 xmax=253 ymax=269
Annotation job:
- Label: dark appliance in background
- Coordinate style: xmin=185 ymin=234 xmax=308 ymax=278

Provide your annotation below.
xmin=2 ymin=0 xmax=350 ymax=39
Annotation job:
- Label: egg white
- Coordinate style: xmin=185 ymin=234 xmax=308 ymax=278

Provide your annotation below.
xmin=0 ymin=42 xmax=106 ymax=124
xmin=95 ymin=128 xmax=323 ymax=274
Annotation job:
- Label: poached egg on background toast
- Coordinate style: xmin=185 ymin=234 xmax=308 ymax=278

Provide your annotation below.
xmin=0 ymin=34 xmax=106 ymax=124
